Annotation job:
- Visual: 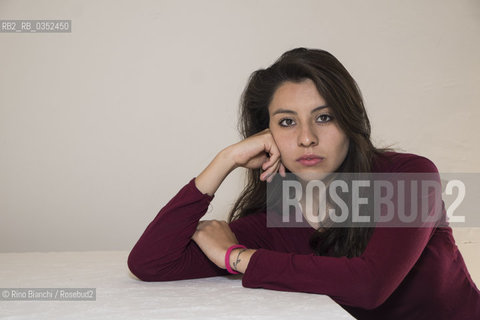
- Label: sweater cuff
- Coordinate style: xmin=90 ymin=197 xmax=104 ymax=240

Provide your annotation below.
xmin=241 ymin=248 xmax=267 ymax=288
xmin=188 ymin=177 xmax=215 ymax=202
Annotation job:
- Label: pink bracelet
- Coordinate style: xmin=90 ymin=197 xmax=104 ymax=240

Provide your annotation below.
xmin=225 ymin=244 xmax=247 ymax=274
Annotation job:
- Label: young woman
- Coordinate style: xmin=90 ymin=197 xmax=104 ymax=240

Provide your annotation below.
xmin=128 ymin=48 xmax=480 ymax=319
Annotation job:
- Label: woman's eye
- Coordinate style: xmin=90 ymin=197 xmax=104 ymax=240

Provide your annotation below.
xmin=279 ymin=118 xmax=295 ymax=127
xmin=317 ymin=114 xmax=333 ymax=123
xmin=279 ymin=114 xmax=333 ymax=127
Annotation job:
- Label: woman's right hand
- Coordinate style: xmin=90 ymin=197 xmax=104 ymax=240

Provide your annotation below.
xmin=227 ymin=128 xmax=286 ymax=182
xmin=195 ymin=128 xmax=287 ymax=196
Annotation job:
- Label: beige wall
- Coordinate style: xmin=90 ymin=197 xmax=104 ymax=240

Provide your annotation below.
xmin=1 ymin=0 xmax=479 ymax=280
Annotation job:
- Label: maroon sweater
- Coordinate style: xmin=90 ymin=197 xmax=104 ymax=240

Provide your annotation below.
xmin=128 ymin=152 xmax=480 ymax=319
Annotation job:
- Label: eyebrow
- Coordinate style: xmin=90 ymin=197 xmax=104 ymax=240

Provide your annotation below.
xmin=272 ymin=105 xmax=329 ymax=116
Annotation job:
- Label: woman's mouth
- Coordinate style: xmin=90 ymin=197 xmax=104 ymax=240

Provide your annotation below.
xmin=296 ymin=154 xmax=324 ymax=166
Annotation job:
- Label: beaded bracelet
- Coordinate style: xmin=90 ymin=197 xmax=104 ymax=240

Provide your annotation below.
xmin=225 ymin=244 xmax=247 ymax=274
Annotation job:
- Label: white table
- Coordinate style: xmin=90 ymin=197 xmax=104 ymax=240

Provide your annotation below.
xmin=0 ymin=251 xmax=354 ymax=319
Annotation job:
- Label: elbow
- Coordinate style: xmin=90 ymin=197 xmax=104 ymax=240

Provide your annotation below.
xmin=339 ymin=268 xmax=392 ymax=310
xmin=355 ymin=280 xmax=392 ymax=310
xmin=360 ymin=292 xmax=389 ymax=310
xmin=127 ymin=248 xmax=180 ymax=282
xmin=127 ymin=250 xmax=150 ymax=281
xmin=127 ymin=249 xmax=162 ymax=282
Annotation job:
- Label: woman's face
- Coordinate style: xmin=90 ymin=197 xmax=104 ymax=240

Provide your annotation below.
xmin=268 ymin=79 xmax=350 ymax=183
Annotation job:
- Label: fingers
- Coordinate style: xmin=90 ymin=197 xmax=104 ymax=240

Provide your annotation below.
xmin=196 ymin=220 xmax=206 ymax=230
xmin=279 ymin=162 xmax=286 ymax=177
xmin=260 ymin=148 xmax=287 ymax=182
xmin=192 ymin=220 xmax=211 ymax=241
xmin=192 ymin=220 xmax=239 ymax=250
xmin=261 ymin=157 xmax=286 ymax=182
xmin=195 ymin=220 xmax=231 ymax=232
xmin=258 ymin=128 xmax=287 ymax=182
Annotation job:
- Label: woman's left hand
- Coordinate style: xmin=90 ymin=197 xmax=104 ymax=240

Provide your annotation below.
xmin=192 ymin=220 xmax=238 ymax=269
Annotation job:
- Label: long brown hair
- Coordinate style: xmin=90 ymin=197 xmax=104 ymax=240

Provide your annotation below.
xmin=228 ymin=48 xmax=394 ymax=258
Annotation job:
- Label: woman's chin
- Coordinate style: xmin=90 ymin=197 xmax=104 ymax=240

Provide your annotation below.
xmin=283 ymin=164 xmax=333 ymax=182
xmin=294 ymin=171 xmax=331 ymax=183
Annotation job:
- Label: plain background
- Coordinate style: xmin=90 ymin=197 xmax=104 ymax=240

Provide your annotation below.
xmin=1 ymin=0 xmax=479 ymax=282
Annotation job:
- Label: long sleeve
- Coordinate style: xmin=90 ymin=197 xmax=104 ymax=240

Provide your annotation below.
xmin=127 ymin=177 xmax=274 ymax=281
xmin=127 ymin=177 xmax=224 ymax=281
xmin=242 ymin=155 xmax=445 ymax=310
xmin=243 ymin=227 xmax=435 ymax=309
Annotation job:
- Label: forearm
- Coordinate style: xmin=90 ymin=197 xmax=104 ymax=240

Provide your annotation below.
xmin=128 ymin=178 xmax=222 ymax=281
xmin=195 ymin=147 xmax=237 ymax=196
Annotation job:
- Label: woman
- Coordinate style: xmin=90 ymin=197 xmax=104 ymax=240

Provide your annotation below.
xmin=128 ymin=48 xmax=480 ymax=319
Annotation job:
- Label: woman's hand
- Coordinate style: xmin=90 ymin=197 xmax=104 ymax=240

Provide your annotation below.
xmin=227 ymin=128 xmax=286 ymax=182
xmin=192 ymin=220 xmax=238 ymax=269
xmin=194 ymin=128 xmax=286 ymax=197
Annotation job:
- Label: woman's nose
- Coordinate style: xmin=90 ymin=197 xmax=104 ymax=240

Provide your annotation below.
xmin=297 ymin=124 xmax=318 ymax=147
